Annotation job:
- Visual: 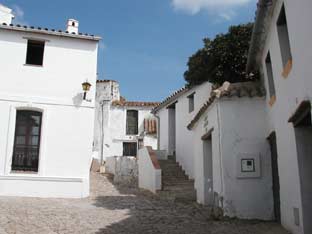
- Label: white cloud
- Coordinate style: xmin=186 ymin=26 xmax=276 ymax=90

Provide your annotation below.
xmin=11 ymin=5 xmax=28 ymax=25
xmin=171 ymin=0 xmax=254 ymax=20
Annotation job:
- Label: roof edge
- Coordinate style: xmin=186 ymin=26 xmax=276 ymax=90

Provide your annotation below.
xmin=0 ymin=23 xmax=101 ymax=41
xmin=246 ymin=0 xmax=277 ymax=73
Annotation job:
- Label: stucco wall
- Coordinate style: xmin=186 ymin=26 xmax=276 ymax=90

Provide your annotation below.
xmin=0 ymin=29 xmax=98 ymax=197
xmin=175 ymin=82 xmax=212 ymax=179
xmin=93 ymin=81 xmax=157 ymax=161
xmin=192 ymin=98 xmax=274 ymax=220
xmin=259 ymin=0 xmax=312 ymax=232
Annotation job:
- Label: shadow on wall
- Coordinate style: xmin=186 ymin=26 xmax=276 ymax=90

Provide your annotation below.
xmin=72 ymin=93 xmax=83 ymax=107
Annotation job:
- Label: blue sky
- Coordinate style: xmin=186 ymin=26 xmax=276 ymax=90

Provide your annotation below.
xmin=2 ymin=0 xmax=257 ymax=101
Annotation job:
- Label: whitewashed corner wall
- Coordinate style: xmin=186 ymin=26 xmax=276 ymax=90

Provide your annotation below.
xmin=138 ymin=147 xmax=161 ymax=193
xmin=259 ymin=0 xmax=312 ymax=233
xmin=193 ymin=98 xmax=274 ymax=220
xmin=0 ymin=29 xmax=98 ymax=198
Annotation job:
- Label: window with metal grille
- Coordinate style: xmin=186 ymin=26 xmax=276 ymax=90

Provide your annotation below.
xmin=126 ymin=110 xmax=138 ymax=135
xmin=123 ymin=142 xmax=137 ymax=156
xmin=12 ymin=110 xmax=42 ymax=172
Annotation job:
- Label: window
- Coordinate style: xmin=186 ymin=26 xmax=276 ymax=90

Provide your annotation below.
xmin=26 ymin=40 xmax=45 ymax=66
xmin=188 ymin=93 xmax=195 ymax=113
xmin=12 ymin=110 xmax=42 ymax=172
xmin=126 ymin=110 xmax=138 ymax=135
xmin=265 ymin=52 xmax=276 ymax=101
xmin=277 ymin=4 xmax=292 ymax=68
xmin=123 ymin=142 xmax=137 ymax=156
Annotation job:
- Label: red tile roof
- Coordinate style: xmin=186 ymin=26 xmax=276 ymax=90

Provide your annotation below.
xmin=151 ymin=86 xmax=189 ymax=113
xmin=187 ymin=82 xmax=265 ymax=130
xmin=112 ymin=100 xmax=160 ymax=107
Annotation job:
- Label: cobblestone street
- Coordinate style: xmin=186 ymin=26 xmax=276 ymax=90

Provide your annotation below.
xmin=0 ymin=173 xmax=289 ymax=234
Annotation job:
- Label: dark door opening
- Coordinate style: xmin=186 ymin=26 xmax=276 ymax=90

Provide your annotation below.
xmin=167 ymin=103 xmax=176 ymax=156
xmin=291 ymin=102 xmax=312 ymax=233
xmin=12 ymin=110 xmax=42 ymax=172
xmin=202 ymin=131 xmax=213 ymax=206
xmin=268 ymin=132 xmax=281 ymax=223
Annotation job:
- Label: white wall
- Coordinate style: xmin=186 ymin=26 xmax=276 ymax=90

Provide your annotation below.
xmin=138 ymin=147 xmax=161 ymax=193
xmin=259 ymin=0 xmax=312 ymax=232
xmin=0 ymin=29 xmax=98 ymax=197
xmin=193 ymin=98 xmax=274 ymax=220
xmin=157 ymin=108 xmax=169 ymax=153
xmin=175 ymin=82 xmax=212 ymax=179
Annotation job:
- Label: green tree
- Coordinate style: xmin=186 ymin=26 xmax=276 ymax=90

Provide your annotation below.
xmin=184 ymin=23 xmax=258 ymax=86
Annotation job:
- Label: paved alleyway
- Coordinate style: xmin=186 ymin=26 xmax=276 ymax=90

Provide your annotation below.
xmin=0 ymin=173 xmax=289 ymax=234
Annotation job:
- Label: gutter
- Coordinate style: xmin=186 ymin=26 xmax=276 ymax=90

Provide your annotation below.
xmin=246 ymin=0 xmax=275 ymax=73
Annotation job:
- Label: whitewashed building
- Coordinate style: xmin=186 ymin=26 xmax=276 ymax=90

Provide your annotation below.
xmin=93 ymin=80 xmax=159 ymax=163
xmin=0 ymin=4 xmax=100 ymax=198
xmin=152 ymin=81 xmax=212 ymax=179
xmin=187 ymin=82 xmax=274 ymax=220
xmin=247 ymin=0 xmax=312 ymax=233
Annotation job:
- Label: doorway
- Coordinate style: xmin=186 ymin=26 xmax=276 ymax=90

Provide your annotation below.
xmin=202 ymin=132 xmax=213 ymax=206
xmin=168 ymin=103 xmax=176 ymax=156
xmin=268 ymin=132 xmax=281 ymax=223
xmin=291 ymin=102 xmax=312 ymax=233
xmin=11 ymin=110 xmax=42 ymax=172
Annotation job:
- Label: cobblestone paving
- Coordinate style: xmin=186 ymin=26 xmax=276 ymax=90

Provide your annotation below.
xmin=0 ymin=173 xmax=289 ymax=234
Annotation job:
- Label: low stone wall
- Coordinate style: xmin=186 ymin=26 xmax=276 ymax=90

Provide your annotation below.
xmin=105 ymin=156 xmax=138 ymax=187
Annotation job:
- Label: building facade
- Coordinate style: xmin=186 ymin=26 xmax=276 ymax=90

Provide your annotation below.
xmin=247 ymin=1 xmax=312 ymax=233
xmin=152 ymin=81 xmax=212 ymax=179
xmin=93 ymin=80 xmax=158 ymax=163
xmin=188 ymin=82 xmax=274 ymax=220
xmin=0 ymin=5 xmax=100 ymax=198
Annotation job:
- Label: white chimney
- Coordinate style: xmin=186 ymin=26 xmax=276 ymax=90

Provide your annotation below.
xmin=0 ymin=4 xmax=14 ymax=24
xmin=66 ymin=19 xmax=79 ymax=34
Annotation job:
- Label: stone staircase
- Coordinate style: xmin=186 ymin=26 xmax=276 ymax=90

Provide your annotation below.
xmin=157 ymin=155 xmax=197 ymax=203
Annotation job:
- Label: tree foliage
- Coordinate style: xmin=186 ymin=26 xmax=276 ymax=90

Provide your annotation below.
xmin=184 ymin=23 xmax=258 ymax=86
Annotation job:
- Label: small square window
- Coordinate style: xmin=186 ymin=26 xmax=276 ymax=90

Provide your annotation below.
xmin=188 ymin=93 xmax=195 ymax=113
xmin=123 ymin=142 xmax=137 ymax=157
xmin=26 ymin=40 xmax=45 ymax=66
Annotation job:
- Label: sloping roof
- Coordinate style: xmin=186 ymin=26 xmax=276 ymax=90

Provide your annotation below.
xmin=97 ymin=79 xmax=118 ymax=83
xmin=151 ymin=86 xmax=189 ymax=114
xmin=187 ymin=82 xmax=265 ymax=130
xmin=0 ymin=23 xmax=101 ymax=41
xmin=246 ymin=0 xmax=277 ymax=73
xmin=112 ymin=100 xmax=160 ymax=108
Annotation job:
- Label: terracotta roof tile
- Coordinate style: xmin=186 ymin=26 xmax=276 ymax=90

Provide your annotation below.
xmin=187 ymin=82 xmax=265 ymax=130
xmin=96 ymin=79 xmax=118 ymax=83
xmin=152 ymin=86 xmax=189 ymax=113
xmin=112 ymin=100 xmax=160 ymax=107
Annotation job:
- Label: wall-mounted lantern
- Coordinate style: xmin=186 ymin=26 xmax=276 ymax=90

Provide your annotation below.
xmin=82 ymin=80 xmax=92 ymax=101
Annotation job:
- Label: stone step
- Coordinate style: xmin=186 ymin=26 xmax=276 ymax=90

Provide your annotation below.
xmin=163 ymin=184 xmax=195 ymax=192
xmin=158 ymin=158 xmax=196 ymax=203
xmin=157 ymin=190 xmax=197 ymax=202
